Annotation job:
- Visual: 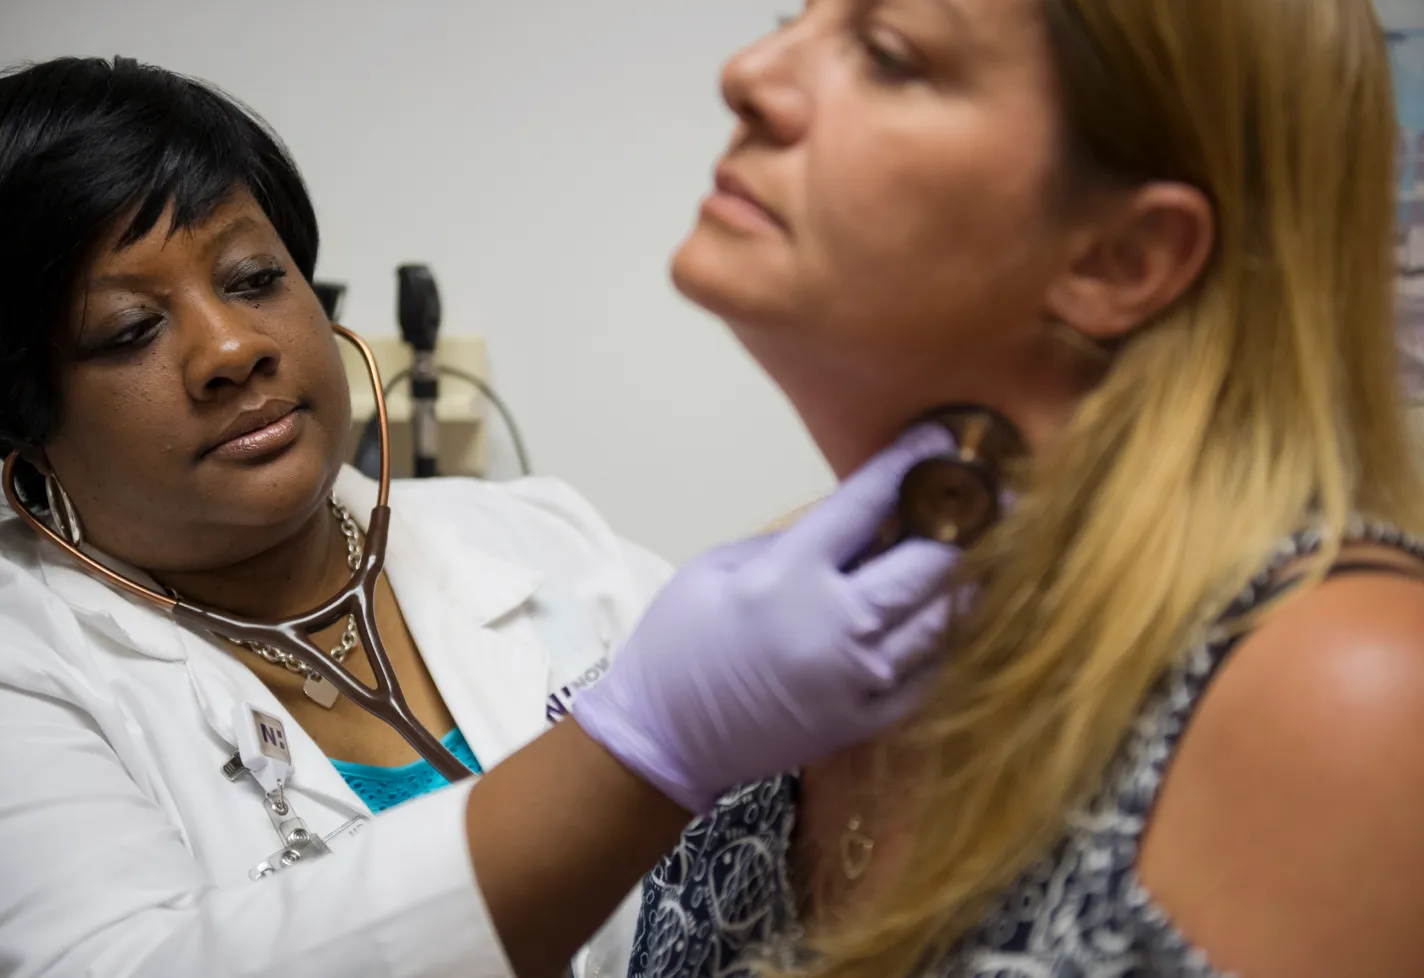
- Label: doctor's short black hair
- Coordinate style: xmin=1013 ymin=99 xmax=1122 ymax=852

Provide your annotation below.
xmin=0 ymin=55 xmax=320 ymax=509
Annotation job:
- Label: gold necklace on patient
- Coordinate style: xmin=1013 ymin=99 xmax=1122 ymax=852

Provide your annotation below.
xmin=841 ymin=812 xmax=876 ymax=881
xmin=839 ymin=743 xmax=890 ymax=883
xmin=798 ymin=746 xmax=888 ymax=924
xmin=227 ymin=496 xmax=363 ymax=708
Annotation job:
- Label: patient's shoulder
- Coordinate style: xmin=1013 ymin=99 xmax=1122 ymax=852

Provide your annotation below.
xmin=1136 ymin=562 xmax=1424 ymax=977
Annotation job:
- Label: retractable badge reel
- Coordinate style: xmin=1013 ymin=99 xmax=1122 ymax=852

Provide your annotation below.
xmin=225 ymin=703 xmax=369 ymax=880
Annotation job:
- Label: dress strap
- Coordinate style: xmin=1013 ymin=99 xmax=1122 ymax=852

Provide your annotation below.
xmin=1225 ymin=518 xmax=1424 ymax=616
xmin=1323 ymin=559 xmax=1424 ymax=581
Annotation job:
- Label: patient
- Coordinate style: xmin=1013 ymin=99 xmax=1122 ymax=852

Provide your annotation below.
xmin=631 ymin=1 xmax=1424 ymax=977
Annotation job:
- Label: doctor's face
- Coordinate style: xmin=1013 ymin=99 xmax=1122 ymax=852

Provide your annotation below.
xmin=672 ymin=0 xmax=1072 ymax=422
xmin=37 ymin=189 xmax=351 ymax=573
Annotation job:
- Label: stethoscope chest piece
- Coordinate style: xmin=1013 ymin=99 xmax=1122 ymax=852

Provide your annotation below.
xmin=888 ymin=405 xmax=1025 ymax=551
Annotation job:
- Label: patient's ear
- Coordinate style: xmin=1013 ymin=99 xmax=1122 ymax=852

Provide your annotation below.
xmin=1045 ymin=181 xmax=1214 ymax=341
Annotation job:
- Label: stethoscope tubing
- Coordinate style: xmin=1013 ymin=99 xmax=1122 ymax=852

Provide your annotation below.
xmin=3 ymin=324 xmax=473 ymax=782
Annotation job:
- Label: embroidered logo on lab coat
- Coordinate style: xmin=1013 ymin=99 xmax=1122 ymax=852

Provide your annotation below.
xmin=545 ymin=656 xmax=610 ymax=724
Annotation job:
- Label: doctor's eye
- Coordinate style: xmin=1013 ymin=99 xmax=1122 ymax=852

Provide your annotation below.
xmin=98 ymin=315 xmax=164 ymax=354
xmin=227 ymin=260 xmax=289 ymax=298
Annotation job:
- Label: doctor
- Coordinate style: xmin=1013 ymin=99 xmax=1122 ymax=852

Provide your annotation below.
xmin=0 ymin=57 xmax=960 ymax=978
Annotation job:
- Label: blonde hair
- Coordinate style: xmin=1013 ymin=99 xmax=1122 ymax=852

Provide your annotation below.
xmin=803 ymin=1 xmax=1423 ymax=976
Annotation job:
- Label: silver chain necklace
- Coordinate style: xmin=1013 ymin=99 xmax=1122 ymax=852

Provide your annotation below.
xmin=231 ymin=496 xmax=362 ymax=708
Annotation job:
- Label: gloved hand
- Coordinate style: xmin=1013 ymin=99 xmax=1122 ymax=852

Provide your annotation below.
xmin=572 ymin=425 xmax=962 ymax=814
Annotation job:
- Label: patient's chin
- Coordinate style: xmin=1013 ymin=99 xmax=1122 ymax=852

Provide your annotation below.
xmin=670 ymin=228 xmax=799 ymax=336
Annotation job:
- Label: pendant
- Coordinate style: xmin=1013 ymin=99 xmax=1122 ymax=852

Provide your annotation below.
xmin=303 ymin=675 xmax=340 ymax=709
xmin=840 ymin=815 xmax=875 ymax=881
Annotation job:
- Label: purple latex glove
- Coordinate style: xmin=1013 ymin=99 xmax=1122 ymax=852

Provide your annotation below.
xmin=572 ymin=425 xmax=961 ymax=814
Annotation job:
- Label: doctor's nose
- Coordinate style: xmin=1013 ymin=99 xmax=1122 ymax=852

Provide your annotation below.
xmin=181 ymin=302 xmax=283 ymax=401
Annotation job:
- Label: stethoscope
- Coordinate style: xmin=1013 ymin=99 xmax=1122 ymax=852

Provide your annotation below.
xmin=2 ymin=324 xmax=473 ymax=783
xmin=1 ymin=323 xmax=1026 ymax=786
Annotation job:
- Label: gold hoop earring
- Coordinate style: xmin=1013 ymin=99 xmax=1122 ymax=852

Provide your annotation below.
xmin=44 ymin=472 xmax=84 ymax=548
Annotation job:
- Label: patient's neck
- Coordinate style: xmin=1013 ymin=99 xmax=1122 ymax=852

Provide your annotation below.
xmin=155 ymin=506 xmax=352 ymax=622
xmin=743 ymin=331 xmax=1097 ymax=480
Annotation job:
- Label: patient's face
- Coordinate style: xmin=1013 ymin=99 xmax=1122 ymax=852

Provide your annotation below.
xmin=38 ymin=189 xmax=351 ymax=572
xmin=672 ymin=0 xmax=1072 ymax=411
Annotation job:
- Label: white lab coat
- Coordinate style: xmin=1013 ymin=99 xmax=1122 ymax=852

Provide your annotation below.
xmin=0 ymin=467 xmax=671 ymax=978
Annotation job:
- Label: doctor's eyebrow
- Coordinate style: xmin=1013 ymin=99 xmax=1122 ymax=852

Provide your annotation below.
xmin=198 ymin=215 xmax=263 ymax=258
xmin=84 ymin=271 xmax=157 ymax=293
xmin=84 ymin=216 xmax=267 ymax=294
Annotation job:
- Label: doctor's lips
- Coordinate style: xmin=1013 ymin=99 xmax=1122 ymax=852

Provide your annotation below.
xmin=703 ymin=165 xmax=787 ymax=232
xmin=201 ymin=398 xmax=306 ymax=461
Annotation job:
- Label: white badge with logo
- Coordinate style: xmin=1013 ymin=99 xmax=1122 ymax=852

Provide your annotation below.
xmin=233 ymin=702 xmax=293 ymax=795
xmin=227 ymin=702 xmax=368 ymax=879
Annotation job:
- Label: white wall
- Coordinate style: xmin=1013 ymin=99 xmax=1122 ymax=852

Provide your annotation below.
xmin=2 ymin=0 xmax=1418 ymax=559
xmin=1378 ymin=0 xmax=1424 ymax=30
xmin=0 ymin=0 xmax=834 ymax=562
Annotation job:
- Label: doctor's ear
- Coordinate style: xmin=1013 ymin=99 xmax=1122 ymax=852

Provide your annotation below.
xmin=1045 ymin=180 xmax=1214 ymax=342
xmin=2 ymin=449 xmax=53 ymax=517
xmin=12 ymin=448 xmax=53 ymax=479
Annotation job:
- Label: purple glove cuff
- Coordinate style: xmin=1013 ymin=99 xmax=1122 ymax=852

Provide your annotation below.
xmin=572 ymin=692 xmax=708 ymax=814
xmin=570 ymin=423 xmax=962 ymax=816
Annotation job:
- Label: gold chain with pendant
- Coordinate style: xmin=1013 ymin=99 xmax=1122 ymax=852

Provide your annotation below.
xmin=227 ymin=496 xmax=363 ymax=708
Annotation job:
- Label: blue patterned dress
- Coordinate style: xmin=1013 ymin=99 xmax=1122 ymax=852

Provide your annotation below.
xmin=629 ymin=528 xmax=1424 ymax=978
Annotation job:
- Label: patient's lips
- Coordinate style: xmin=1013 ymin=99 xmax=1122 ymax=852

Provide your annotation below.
xmin=701 ymin=164 xmax=787 ymax=233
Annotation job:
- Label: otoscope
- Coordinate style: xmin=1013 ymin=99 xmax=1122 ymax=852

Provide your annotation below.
xmin=397 ymin=265 xmax=442 ymax=479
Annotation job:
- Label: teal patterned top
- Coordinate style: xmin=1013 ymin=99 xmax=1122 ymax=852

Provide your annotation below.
xmin=330 ymin=728 xmax=481 ymax=814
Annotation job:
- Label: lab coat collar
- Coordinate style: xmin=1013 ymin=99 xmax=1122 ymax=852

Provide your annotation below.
xmin=36 ymin=469 xmax=553 ymax=773
xmin=332 ymin=468 xmax=551 ymax=767
xmin=34 ymin=468 xmax=545 ymax=660
xmin=35 ymin=527 xmax=187 ymax=662
xmin=332 ymin=468 xmax=542 ymax=628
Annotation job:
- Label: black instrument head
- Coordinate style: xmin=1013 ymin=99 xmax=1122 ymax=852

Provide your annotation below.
xmin=397 ymin=265 xmax=441 ymax=353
